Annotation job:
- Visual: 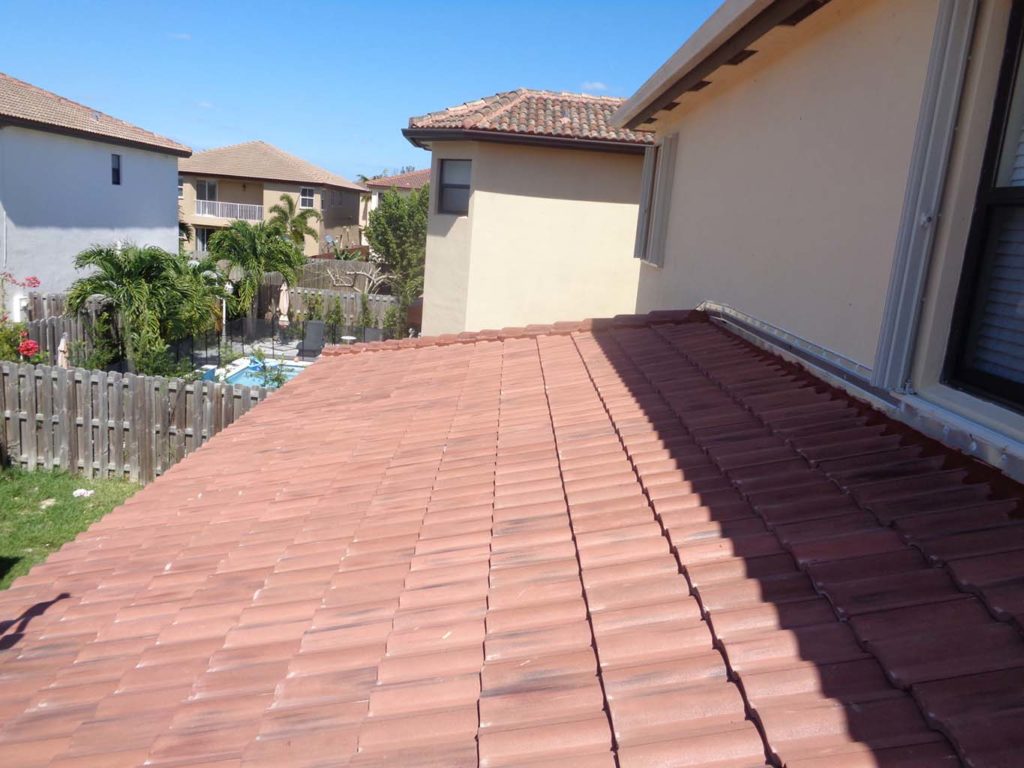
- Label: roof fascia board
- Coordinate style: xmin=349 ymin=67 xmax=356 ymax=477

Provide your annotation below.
xmin=0 ymin=116 xmax=191 ymax=157
xmin=614 ymin=0 xmax=815 ymax=129
xmin=402 ymin=127 xmax=648 ymax=155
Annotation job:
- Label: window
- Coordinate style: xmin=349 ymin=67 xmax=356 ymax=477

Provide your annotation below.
xmin=178 ymin=176 xmax=183 ymax=199
xmin=947 ymin=4 xmax=1024 ymax=410
xmin=195 ymin=226 xmax=213 ymax=253
xmin=196 ymin=179 xmax=217 ymax=201
xmin=634 ymin=134 xmax=678 ymax=266
xmin=111 ymin=154 xmax=121 ymax=185
xmin=438 ymin=159 xmax=471 ymax=215
xmin=300 ymin=187 xmax=315 ymax=209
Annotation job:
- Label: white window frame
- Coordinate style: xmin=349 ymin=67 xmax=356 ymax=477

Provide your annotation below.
xmin=634 ymin=133 xmax=678 ymax=267
xmin=300 ymin=187 xmax=315 ymax=209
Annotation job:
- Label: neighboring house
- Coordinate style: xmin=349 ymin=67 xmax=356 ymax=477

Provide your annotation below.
xmin=178 ymin=140 xmax=366 ymax=257
xmin=613 ymin=0 xmax=1024 ymax=484
xmin=0 ymin=72 xmax=189 ymax=319
xmin=364 ymin=167 xmax=430 ymax=216
xmin=403 ymin=89 xmax=652 ymax=335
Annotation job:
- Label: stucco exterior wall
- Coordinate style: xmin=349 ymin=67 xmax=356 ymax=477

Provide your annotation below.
xmin=0 ymin=125 xmax=179 ymax=317
xmin=463 ymin=143 xmax=642 ymax=331
xmin=422 ymin=142 xmax=478 ymax=335
xmin=421 ymin=141 xmax=643 ymax=335
xmin=637 ymin=0 xmax=940 ymax=368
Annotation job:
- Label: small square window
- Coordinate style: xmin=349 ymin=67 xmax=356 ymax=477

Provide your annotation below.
xmin=111 ymin=154 xmax=121 ymax=185
xmin=438 ymin=159 xmax=471 ymax=215
xmin=300 ymin=187 xmax=315 ymax=209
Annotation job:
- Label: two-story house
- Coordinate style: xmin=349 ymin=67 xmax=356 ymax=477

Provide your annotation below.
xmin=178 ymin=141 xmax=367 ymax=257
xmin=0 ymin=72 xmax=190 ymax=318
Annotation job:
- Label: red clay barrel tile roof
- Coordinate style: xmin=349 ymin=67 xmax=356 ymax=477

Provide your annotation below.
xmin=407 ymin=88 xmax=655 ymax=147
xmin=364 ymin=168 xmax=431 ymax=191
xmin=0 ymin=72 xmax=191 ymax=156
xmin=2 ymin=311 xmax=1024 ymax=766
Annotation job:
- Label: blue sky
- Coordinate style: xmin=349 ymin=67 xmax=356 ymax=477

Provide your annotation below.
xmin=0 ymin=1 xmax=720 ymax=180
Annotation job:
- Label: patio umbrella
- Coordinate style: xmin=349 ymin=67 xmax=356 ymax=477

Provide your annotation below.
xmin=278 ymin=281 xmax=290 ymax=329
xmin=56 ymin=333 xmax=70 ymax=369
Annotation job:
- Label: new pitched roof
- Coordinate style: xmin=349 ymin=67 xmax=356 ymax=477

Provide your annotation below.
xmin=1 ymin=311 xmax=1023 ymax=767
xmin=0 ymin=72 xmax=190 ymax=156
xmin=405 ymin=88 xmax=655 ymax=152
xmin=364 ymin=168 xmax=431 ymax=191
xmin=179 ymin=140 xmax=367 ymax=191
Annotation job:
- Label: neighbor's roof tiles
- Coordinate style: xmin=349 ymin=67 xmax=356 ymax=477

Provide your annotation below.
xmin=407 ymin=88 xmax=655 ymax=146
xmin=178 ymin=140 xmax=366 ymax=191
xmin=2 ymin=311 xmax=1024 ymax=766
xmin=0 ymin=72 xmax=190 ymax=156
xmin=364 ymin=168 xmax=431 ymax=190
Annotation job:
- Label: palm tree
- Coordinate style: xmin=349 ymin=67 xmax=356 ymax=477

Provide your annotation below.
xmin=66 ymin=243 xmax=221 ymax=370
xmin=268 ymin=193 xmax=322 ymax=248
xmin=207 ymin=220 xmax=306 ymax=316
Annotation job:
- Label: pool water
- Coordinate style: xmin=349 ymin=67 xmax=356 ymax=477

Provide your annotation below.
xmin=227 ymin=362 xmax=305 ymax=388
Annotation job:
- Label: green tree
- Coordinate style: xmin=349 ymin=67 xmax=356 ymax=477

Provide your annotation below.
xmin=364 ymin=186 xmax=429 ymax=328
xmin=66 ymin=244 xmax=221 ymax=374
xmin=207 ymin=221 xmax=307 ymax=316
xmin=268 ymin=193 xmax=322 ymax=248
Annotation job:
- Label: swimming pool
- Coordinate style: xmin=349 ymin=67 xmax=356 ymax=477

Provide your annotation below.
xmin=201 ymin=358 xmax=309 ymax=388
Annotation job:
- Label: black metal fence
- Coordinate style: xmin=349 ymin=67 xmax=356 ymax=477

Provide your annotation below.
xmin=169 ymin=317 xmax=394 ymax=369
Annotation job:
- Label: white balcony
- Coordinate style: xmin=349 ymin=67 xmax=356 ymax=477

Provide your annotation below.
xmin=195 ymin=199 xmax=263 ymax=221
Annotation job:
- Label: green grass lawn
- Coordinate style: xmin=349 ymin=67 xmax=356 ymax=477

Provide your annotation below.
xmin=0 ymin=469 xmax=138 ymax=590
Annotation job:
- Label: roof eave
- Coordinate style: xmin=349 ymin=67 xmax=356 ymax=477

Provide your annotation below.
xmin=0 ymin=115 xmax=192 ymax=157
xmin=613 ymin=0 xmax=817 ymax=130
xmin=178 ymin=168 xmax=365 ymax=192
xmin=402 ymin=127 xmax=649 ymax=156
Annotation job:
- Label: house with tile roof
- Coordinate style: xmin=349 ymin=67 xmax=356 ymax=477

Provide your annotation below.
xmin=178 ymin=141 xmax=368 ymax=257
xmin=363 ymin=168 xmax=431 ymax=219
xmin=403 ymin=88 xmax=654 ymax=335
xmin=7 ymin=2 xmax=1024 ymax=766
xmin=0 ymin=72 xmax=190 ymax=318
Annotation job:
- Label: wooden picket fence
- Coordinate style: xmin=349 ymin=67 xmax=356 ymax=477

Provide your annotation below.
xmin=0 ymin=362 xmax=267 ymax=484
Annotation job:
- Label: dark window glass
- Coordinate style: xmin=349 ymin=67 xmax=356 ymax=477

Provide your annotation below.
xmin=111 ymin=154 xmax=121 ymax=185
xmin=439 ymin=159 xmax=471 ymax=215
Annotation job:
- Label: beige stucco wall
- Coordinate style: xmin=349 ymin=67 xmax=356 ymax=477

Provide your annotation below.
xmin=637 ymin=0 xmax=940 ymax=368
xmin=179 ymin=176 xmax=325 ymax=257
xmin=421 ymin=142 xmax=643 ymax=335
xmin=422 ymin=142 xmax=477 ymax=335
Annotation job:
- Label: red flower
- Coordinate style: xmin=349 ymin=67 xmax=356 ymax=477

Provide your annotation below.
xmin=18 ymin=339 xmax=39 ymax=358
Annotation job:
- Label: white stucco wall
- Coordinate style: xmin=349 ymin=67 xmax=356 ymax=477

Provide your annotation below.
xmin=421 ymin=141 xmax=643 ymax=335
xmin=637 ymin=0 xmax=939 ymax=368
xmin=0 ymin=125 xmax=179 ymax=318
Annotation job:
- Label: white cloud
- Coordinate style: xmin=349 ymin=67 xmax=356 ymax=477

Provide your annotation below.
xmin=582 ymin=81 xmax=608 ymax=92
xmin=168 ymin=32 xmax=191 ymax=41
xmin=196 ymin=100 xmax=214 ymax=109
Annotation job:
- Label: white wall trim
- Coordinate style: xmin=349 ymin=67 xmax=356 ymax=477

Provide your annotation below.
xmin=873 ymin=0 xmax=979 ymax=391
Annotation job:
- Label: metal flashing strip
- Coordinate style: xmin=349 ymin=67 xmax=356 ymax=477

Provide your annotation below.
xmin=897 ymin=393 xmax=1024 ymax=483
xmin=697 ymin=300 xmax=890 ymax=395
xmin=701 ymin=301 xmax=1024 ymax=483
xmin=873 ymin=0 xmax=979 ymax=391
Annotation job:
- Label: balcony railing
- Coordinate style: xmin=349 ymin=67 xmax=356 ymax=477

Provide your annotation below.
xmin=195 ymin=200 xmax=263 ymax=221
